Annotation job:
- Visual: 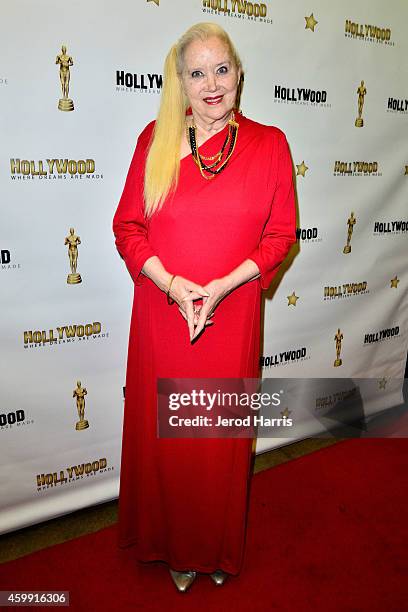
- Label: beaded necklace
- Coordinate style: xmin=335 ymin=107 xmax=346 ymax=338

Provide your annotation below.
xmin=186 ymin=110 xmax=239 ymax=180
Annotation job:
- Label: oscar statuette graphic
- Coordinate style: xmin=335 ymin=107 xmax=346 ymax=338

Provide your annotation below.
xmin=56 ymin=45 xmax=74 ymax=111
xmin=355 ymin=80 xmax=366 ymax=127
xmin=73 ymin=380 xmax=89 ymax=430
xmin=343 ymin=211 xmax=356 ymax=254
xmin=334 ymin=328 xmax=343 ymax=367
xmin=65 ymin=227 xmax=82 ymax=284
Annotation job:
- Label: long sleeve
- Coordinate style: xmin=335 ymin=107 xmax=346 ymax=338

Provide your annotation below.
xmin=247 ymin=129 xmax=297 ymax=291
xmin=112 ymin=123 xmax=157 ymax=286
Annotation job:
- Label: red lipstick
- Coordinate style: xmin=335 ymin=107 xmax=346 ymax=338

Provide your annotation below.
xmin=203 ymin=95 xmax=224 ymax=105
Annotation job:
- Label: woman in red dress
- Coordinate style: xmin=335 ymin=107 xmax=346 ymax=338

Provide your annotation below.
xmin=112 ymin=22 xmax=296 ymax=592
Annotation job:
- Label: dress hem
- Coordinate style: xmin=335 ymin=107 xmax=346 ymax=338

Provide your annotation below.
xmin=118 ymin=538 xmax=243 ymax=575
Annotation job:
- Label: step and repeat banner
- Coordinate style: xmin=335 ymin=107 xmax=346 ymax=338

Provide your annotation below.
xmin=1 ymin=0 xmax=407 ymax=534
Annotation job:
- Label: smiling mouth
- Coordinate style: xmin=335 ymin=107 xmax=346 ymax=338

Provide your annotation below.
xmin=203 ymin=95 xmax=224 ymax=105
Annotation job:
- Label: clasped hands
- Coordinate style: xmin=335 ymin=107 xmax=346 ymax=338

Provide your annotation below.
xmin=167 ymin=274 xmax=233 ymax=342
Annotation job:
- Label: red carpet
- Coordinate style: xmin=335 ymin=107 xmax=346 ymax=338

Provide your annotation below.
xmin=1 ymin=438 xmax=407 ymax=611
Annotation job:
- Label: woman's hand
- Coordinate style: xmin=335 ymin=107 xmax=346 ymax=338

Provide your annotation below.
xmin=190 ymin=277 xmax=234 ymax=341
xmin=177 ymin=304 xmax=215 ymax=333
xmin=167 ymin=275 xmax=212 ymax=341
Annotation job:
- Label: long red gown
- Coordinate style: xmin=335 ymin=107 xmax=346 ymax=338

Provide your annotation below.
xmin=112 ymin=112 xmax=296 ymax=575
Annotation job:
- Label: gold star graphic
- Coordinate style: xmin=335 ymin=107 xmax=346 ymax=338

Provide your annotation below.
xmin=296 ymin=160 xmax=309 ymax=176
xmin=281 ymin=406 xmax=292 ymax=418
xmin=390 ymin=275 xmax=400 ymax=288
xmin=305 ymin=13 xmax=318 ymax=31
xmin=287 ymin=291 xmax=299 ymax=306
xmin=378 ymin=378 xmax=387 ymax=390
xmin=147 ymin=0 xmax=159 ymax=5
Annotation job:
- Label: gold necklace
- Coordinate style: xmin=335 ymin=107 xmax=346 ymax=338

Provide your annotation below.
xmin=186 ymin=111 xmax=239 ymax=180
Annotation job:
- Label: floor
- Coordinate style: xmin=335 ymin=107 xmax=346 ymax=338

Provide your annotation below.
xmin=0 ymin=437 xmax=341 ymax=564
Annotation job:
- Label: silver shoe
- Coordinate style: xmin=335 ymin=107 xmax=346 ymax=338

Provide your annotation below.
xmin=169 ymin=568 xmax=197 ymax=592
xmin=210 ymin=569 xmax=228 ymax=585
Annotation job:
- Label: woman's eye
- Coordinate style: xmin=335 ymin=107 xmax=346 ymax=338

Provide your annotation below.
xmin=191 ymin=71 xmax=203 ymax=78
xmin=217 ymin=66 xmax=228 ymax=74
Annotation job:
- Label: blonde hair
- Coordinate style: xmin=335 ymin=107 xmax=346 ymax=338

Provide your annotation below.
xmin=143 ymin=22 xmax=243 ymax=218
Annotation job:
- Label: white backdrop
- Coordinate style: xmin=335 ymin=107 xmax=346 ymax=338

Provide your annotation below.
xmin=1 ymin=0 xmax=407 ymax=534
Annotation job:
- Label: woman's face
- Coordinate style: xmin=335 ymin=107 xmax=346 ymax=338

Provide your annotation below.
xmin=180 ymin=36 xmax=240 ymax=123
